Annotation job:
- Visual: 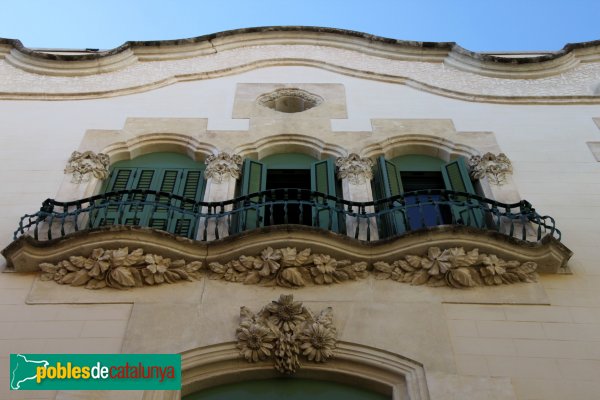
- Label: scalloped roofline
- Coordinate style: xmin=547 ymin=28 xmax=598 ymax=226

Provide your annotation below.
xmin=2 ymin=26 xmax=599 ymax=64
xmin=1 ymin=26 xmax=600 ymax=103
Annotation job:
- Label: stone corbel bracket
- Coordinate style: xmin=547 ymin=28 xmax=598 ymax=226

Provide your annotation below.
xmin=3 ymin=225 xmax=572 ymax=278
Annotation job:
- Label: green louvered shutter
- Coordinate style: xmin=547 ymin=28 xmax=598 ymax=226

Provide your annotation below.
xmin=238 ymin=159 xmax=266 ymax=232
xmin=441 ymin=157 xmax=485 ymax=228
xmin=145 ymin=169 xmax=180 ymax=231
xmin=93 ymin=168 xmax=136 ymax=227
xmin=310 ymin=159 xmax=339 ymax=232
xmin=373 ymin=156 xmax=406 ymax=237
xmin=122 ymin=168 xmax=158 ymax=226
xmin=168 ymin=169 xmax=205 ymax=238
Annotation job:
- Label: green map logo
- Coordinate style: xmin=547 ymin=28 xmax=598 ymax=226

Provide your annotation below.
xmin=10 ymin=354 xmax=49 ymax=390
xmin=9 ymin=354 xmax=181 ymax=390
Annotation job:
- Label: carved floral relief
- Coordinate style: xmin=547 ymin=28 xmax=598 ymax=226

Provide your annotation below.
xmin=237 ymin=294 xmax=336 ymax=374
xmin=335 ymin=153 xmax=374 ymax=185
xmin=204 ymin=153 xmax=243 ymax=183
xmin=208 ymin=247 xmax=368 ymax=287
xmin=37 ymin=246 xmax=537 ymax=290
xmin=64 ymin=151 xmax=110 ymax=183
xmin=373 ymin=247 xmax=537 ymax=288
xmin=469 ymin=152 xmax=513 ymax=185
xmin=39 ymin=247 xmax=202 ymax=290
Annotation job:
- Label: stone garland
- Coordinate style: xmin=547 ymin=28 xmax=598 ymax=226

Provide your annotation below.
xmin=208 ymin=247 xmax=368 ymax=288
xmin=38 ymin=246 xmax=537 ymax=290
xmin=39 ymin=248 xmax=202 ymax=290
xmin=373 ymin=247 xmax=537 ymax=288
xmin=204 ymin=152 xmax=243 ymax=183
xmin=468 ymin=152 xmax=513 ymax=185
xmin=64 ymin=151 xmax=110 ymax=183
xmin=335 ymin=153 xmax=374 ymax=185
xmin=237 ymin=294 xmax=336 ymax=374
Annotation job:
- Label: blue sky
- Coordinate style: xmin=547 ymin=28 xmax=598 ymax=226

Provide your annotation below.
xmin=1 ymin=0 xmax=599 ymax=52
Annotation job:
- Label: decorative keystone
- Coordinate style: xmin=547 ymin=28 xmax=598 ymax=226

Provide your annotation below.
xmin=236 ymin=294 xmax=336 ymax=374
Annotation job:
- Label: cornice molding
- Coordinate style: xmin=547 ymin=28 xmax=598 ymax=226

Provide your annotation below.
xmin=0 ymin=27 xmax=599 ymax=103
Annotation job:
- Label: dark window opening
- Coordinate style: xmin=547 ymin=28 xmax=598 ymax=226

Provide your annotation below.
xmin=265 ymin=169 xmax=312 ymax=226
xmin=401 ymin=171 xmax=453 ymax=229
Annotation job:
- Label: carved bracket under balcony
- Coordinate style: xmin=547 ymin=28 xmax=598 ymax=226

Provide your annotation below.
xmin=336 ymin=153 xmax=374 ymax=184
xmin=237 ymin=294 xmax=336 ymax=374
xmin=469 ymin=152 xmax=513 ymax=185
xmin=64 ymin=150 xmax=110 ymax=183
xmin=204 ymin=152 xmax=243 ymax=183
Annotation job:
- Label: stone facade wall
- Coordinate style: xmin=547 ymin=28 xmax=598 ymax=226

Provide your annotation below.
xmin=0 ymin=61 xmax=599 ymax=399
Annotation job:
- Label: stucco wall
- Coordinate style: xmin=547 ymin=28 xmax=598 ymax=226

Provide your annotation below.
xmin=1 ymin=65 xmax=599 ymax=399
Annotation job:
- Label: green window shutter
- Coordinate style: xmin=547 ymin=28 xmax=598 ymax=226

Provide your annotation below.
xmin=310 ymin=159 xmax=338 ymax=231
xmin=441 ymin=157 xmax=476 ymax=194
xmin=373 ymin=156 xmax=406 ymax=236
xmin=441 ymin=158 xmax=484 ymax=228
xmin=240 ymin=159 xmax=266 ymax=196
xmin=237 ymin=159 xmax=266 ymax=232
xmin=168 ymin=169 xmax=206 ymax=238
xmin=93 ymin=168 xmax=136 ymax=227
xmin=146 ymin=169 xmax=180 ymax=231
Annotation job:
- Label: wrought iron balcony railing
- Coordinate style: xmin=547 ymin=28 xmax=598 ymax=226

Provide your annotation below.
xmin=13 ymin=188 xmax=560 ymax=243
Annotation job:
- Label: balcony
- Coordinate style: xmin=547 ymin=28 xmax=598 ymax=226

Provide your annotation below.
xmin=12 ymin=188 xmax=560 ymax=243
xmin=4 ymin=188 xmax=571 ymax=274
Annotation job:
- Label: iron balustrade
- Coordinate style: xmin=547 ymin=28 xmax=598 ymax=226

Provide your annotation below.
xmin=13 ymin=188 xmax=561 ymax=243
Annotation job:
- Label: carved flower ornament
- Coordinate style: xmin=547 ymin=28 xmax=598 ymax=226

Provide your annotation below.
xmin=468 ymin=152 xmax=513 ymax=185
xmin=64 ymin=151 xmax=110 ymax=183
xmin=39 ymin=248 xmax=202 ymax=290
xmin=204 ymin=152 xmax=243 ymax=183
xmin=37 ymin=246 xmax=537 ymax=290
xmin=237 ymin=294 xmax=337 ymax=374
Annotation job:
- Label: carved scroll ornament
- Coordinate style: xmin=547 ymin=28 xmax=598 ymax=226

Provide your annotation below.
xmin=469 ymin=152 xmax=513 ymax=185
xmin=64 ymin=151 xmax=110 ymax=183
xmin=335 ymin=153 xmax=374 ymax=184
xmin=237 ymin=294 xmax=336 ymax=374
xmin=204 ymin=152 xmax=243 ymax=183
xmin=37 ymin=246 xmax=537 ymax=290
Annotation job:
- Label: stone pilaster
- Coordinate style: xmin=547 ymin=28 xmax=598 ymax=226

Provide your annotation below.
xmin=335 ymin=154 xmax=378 ymax=240
xmin=199 ymin=152 xmax=243 ymax=240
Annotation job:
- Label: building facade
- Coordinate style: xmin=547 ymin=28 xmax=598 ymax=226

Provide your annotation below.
xmin=1 ymin=27 xmax=599 ymax=399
